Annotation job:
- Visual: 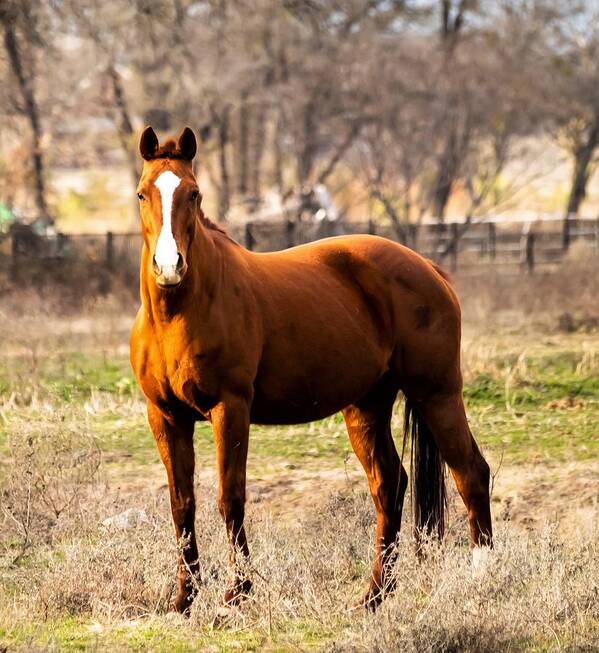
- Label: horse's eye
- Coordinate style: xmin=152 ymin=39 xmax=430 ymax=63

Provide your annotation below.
xmin=137 ymin=192 xmax=145 ymax=201
xmin=190 ymin=190 xmax=199 ymax=202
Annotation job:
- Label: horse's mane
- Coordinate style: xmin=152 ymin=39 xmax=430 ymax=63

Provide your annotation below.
xmin=198 ymin=209 xmax=227 ymax=235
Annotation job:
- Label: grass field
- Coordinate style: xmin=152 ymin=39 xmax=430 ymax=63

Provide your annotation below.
xmin=0 ymin=303 xmax=597 ymax=652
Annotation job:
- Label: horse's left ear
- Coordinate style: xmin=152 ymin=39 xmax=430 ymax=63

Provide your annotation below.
xmin=177 ymin=127 xmax=197 ymax=161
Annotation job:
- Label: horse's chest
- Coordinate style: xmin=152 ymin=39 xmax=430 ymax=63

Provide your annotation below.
xmin=137 ymin=345 xmax=219 ymax=417
xmin=170 ymin=356 xmax=219 ymax=414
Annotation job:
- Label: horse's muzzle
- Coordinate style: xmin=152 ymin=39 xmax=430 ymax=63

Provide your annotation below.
xmin=153 ymin=253 xmax=186 ymax=287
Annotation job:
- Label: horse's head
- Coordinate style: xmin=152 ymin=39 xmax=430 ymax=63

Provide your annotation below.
xmin=137 ymin=126 xmax=200 ymax=288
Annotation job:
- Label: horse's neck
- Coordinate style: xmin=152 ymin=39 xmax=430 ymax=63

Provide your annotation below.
xmin=140 ymin=227 xmax=224 ymax=326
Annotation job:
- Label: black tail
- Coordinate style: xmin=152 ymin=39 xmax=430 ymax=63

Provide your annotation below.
xmin=403 ymin=400 xmax=446 ymax=540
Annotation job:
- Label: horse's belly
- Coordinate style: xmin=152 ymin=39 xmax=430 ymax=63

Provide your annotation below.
xmin=250 ymin=394 xmax=346 ymax=425
xmin=250 ymin=348 xmax=386 ymax=425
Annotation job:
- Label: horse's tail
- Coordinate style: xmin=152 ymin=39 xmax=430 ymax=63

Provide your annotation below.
xmin=403 ymin=400 xmax=446 ymax=541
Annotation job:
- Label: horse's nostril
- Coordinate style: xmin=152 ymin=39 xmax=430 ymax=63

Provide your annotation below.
xmin=176 ymin=253 xmax=184 ymax=273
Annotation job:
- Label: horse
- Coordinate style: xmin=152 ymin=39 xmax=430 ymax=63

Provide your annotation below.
xmin=130 ymin=126 xmax=493 ymax=614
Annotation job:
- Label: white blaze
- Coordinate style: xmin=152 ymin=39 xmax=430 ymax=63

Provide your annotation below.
xmin=154 ymin=170 xmax=181 ymax=268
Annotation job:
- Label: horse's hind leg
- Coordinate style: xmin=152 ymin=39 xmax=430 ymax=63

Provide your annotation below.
xmin=419 ymin=391 xmax=492 ymax=548
xmin=342 ymin=377 xmax=408 ymax=609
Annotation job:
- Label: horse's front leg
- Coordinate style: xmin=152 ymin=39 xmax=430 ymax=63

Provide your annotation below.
xmin=211 ymin=393 xmax=252 ymax=605
xmin=147 ymin=402 xmax=199 ymax=614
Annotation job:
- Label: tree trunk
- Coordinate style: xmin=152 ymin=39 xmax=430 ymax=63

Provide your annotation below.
xmin=298 ymin=99 xmax=317 ymax=187
xmin=565 ymin=112 xmax=599 ymax=217
xmin=432 ymin=0 xmax=469 ymax=220
xmin=236 ymin=89 xmax=249 ymax=196
xmin=107 ymin=65 xmax=140 ymax=187
xmin=432 ymin=127 xmax=459 ymax=219
xmin=2 ymin=19 xmax=50 ymax=223
xmin=273 ymin=110 xmax=285 ymax=197
xmin=218 ymin=108 xmax=231 ymax=221
xmin=249 ymin=103 xmax=267 ymax=203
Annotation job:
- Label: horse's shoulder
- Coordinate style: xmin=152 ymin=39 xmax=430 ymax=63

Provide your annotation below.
xmin=129 ymin=309 xmax=159 ymax=385
xmin=129 ymin=308 xmax=144 ymax=361
xmin=130 ymin=305 xmax=152 ymax=347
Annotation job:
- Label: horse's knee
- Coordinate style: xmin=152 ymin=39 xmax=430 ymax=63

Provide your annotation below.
xmin=468 ymin=448 xmax=490 ymax=498
xmin=171 ymin=493 xmax=195 ymax=526
xmin=217 ymin=492 xmax=245 ymax=525
xmin=477 ymin=453 xmax=490 ymax=488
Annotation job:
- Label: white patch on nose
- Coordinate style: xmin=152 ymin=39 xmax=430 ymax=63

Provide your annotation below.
xmin=154 ymin=170 xmax=181 ymax=268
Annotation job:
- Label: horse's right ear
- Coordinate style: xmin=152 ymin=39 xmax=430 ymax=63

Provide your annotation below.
xmin=140 ymin=126 xmax=159 ymax=160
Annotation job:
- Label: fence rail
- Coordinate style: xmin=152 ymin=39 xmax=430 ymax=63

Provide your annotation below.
xmin=233 ymin=216 xmax=599 ymax=273
xmin=2 ymin=216 xmax=598 ymax=279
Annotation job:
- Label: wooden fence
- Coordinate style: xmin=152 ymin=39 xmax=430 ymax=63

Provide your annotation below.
xmin=3 ymin=215 xmax=599 ymax=278
xmin=234 ymin=216 xmax=599 ymax=273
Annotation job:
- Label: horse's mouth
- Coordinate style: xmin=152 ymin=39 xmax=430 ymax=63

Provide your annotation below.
xmin=155 ymin=273 xmax=183 ymax=288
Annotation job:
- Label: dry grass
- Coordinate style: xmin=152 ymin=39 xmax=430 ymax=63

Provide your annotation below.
xmin=456 ymin=249 xmax=599 ymax=334
xmin=1 ymin=264 xmax=599 ymax=651
xmin=0 ymin=445 xmax=597 ymax=652
xmin=0 ymin=379 xmax=597 ymax=651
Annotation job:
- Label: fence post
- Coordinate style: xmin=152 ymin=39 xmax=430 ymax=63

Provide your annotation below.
xmin=450 ymin=222 xmax=459 ymax=272
xmin=10 ymin=230 xmax=18 ymax=281
xmin=408 ymin=223 xmax=417 ymax=250
xmin=286 ymin=219 xmax=296 ymax=248
xmin=436 ymin=221 xmax=445 ymax=257
xmin=526 ymin=231 xmax=535 ymax=273
xmin=245 ymin=222 xmax=255 ymax=251
xmin=320 ymin=218 xmax=333 ymax=239
xmin=368 ymin=218 xmax=376 ymax=235
xmin=488 ymin=222 xmax=496 ymax=261
xmin=106 ymin=231 xmax=114 ymax=269
xmin=562 ymin=214 xmax=571 ymax=250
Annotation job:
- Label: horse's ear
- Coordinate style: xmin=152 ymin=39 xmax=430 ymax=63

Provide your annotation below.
xmin=140 ymin=126 xmax=159 ymax=160
xmin=177 ymin=127 xmax=197 ymax=161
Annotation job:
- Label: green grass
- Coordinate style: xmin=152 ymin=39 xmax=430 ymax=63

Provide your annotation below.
xmin=0 ymin=351 xmax=136 ymax=400
xmin=0 ymin=336 xmax=598 ymax=478
xmin=0 ymin=614 xmax=343 ymax=653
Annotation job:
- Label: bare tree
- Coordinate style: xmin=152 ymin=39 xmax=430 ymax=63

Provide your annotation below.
xmin=0 ymin=1 xmax=50 ymax=222
xmin=550 ymin=5 xmax=599 ymax=219
xmin=1 ymin=0 xmax=591 ymax=233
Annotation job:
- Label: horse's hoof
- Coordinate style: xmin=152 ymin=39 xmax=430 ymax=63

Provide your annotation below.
xmin=359 ymin=588 xmax=383 ymax=612
xmin=211 ymin=605 xmax=235 ymax=629
xmin=354 ymin=577 xmax=395 ymax=612
xmin=224 ymin=578 xmax=253 ymax=606
xmin=472 ymin=545 xmax=493 ymax=577
xmin=163 ymin=610 xmax=186 ymax=624
xmin=171 ymin=591 xmax=194 ymax=616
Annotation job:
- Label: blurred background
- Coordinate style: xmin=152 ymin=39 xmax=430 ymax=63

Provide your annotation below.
xmin=2 ymin=0 xmax=599 ymax=269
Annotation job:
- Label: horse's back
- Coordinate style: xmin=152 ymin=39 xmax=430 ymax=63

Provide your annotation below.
xmin=252 ymin=234 xmax=459 ymax=338
xmin=245 ymin=234 xmax=462 ymax=417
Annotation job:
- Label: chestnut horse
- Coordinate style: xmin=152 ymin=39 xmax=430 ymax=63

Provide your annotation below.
xmin=130 ymin=127 xmax=492 ymax=613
